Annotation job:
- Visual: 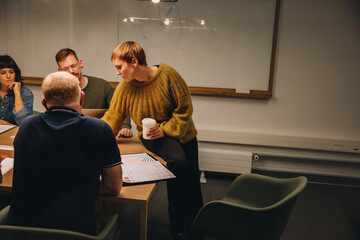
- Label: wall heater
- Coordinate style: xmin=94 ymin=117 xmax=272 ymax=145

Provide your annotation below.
xmin=198 ymin=141 xmax=360 ymax=179
xmin=198 ymin=147 xmax=252 ymax=174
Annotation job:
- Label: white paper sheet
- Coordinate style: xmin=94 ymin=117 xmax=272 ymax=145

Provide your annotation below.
xmin=121 ymin=153 xmax=157 ymax=164
xmin=0 ymin=157 xmax=14 ymax=175
xmin=121 ymin=153 xmax=175 ymax=184
xmin=0 ymin=145 xmax=14 ymax=151
xmin=0 ymin=125 xmax=16 ymax=134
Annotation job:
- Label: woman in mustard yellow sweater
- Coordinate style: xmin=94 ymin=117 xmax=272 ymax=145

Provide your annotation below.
xmin=102 ymin=41 xmax=203 ymax=240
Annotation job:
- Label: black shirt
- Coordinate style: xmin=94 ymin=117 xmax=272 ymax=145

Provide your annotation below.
xmin=8 ymin=106 xmax=121 ymax=235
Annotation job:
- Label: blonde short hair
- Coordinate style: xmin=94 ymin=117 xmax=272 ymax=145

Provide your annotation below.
xmin=111 ymin=41 xmax=147 ymax=66
xmin=42 ymin=72 xmax=81 ymax=108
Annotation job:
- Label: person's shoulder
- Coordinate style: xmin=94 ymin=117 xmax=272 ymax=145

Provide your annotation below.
xmin=81 ymin=116 xmax=115 ymax=136
xmin=87 ymin=75 xmax=109 ymax=84
xmin=158 ymin=63 xmax=180 ymax=76
xmin=86 ymin=75 xmax=113 ymax=89
xmin=81 ymin=115 xmax=111 ymax=128
xmin=159 ymin=63 xmax=174 ymax=71
xmin=158 ymin=63 xmax=183 ymax=80
xmin=20 ymin=84 xmax=33 ymax=95
xmin=18 ymin=114 xmax=40 ymax=129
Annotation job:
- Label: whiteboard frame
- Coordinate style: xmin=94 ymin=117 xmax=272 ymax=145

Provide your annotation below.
xmin=187 ymin=0 xmax=280 ymax=99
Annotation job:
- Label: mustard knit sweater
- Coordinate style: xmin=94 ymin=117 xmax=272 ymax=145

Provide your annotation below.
xmin=102 ymin=63 xmax=197 ymax=143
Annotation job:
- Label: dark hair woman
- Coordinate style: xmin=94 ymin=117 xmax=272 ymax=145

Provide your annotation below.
xmin=0 ymin=55 xmax=33 ymax=125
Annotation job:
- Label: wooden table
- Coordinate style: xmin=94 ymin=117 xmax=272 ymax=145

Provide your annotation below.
xmin=0 ymin=126 xmax=160 ymax=240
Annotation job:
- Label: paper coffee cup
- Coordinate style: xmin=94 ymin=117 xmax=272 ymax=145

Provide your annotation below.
xmin=142 ymin=118 xmax=156 ymax=140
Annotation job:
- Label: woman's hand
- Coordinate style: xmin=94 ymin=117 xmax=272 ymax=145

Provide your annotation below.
xmin=9 ymin=82 xmax=24 ymax=112
xmin=117 ymin=128 xmax=133 ymax=138
xmin=146 ymin=126 xmax=164 ymax=139
xmin=9 ymin=82 xmax=21 ymax=94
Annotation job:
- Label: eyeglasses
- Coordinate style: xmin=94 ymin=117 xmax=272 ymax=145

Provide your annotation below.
xmin=61 ymin=62 xmax=79 ymax=72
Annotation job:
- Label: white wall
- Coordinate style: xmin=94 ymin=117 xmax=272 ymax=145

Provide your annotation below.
xmin=3 ymin=0 xmax=118 ymax=82
xmin=192 ymin=0 xmax=360 ymax=143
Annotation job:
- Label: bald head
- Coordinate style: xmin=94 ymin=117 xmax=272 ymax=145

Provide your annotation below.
xmin=42 ymin=71 xmax=83 ymax=110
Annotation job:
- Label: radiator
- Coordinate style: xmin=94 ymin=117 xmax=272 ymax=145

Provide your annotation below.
xmin=198 ymin=141 xmax=360 ymax=178
xmin=197 ymin=129 xmax=360 ymax=154
xmin=198 ymin=147 xmax=252 ymax=174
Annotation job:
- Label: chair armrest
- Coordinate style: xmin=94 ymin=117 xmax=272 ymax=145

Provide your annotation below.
xmin=97 ymin=213 xmax=121 ymax=240
xmin=192 ymin=200 xmax=255 ymax=239
xmin=0 ymin=209 xmax=121 ymax=240
xmin=192 ymin=199 xmax=291 ymax=240
xmin=0 ymin=205 xmax=10 ymax=224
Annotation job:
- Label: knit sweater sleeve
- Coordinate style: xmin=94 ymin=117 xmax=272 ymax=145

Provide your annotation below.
xmin=101 ymin=81 xmax=128 ymax=134
xmin=159 ymin=66 xmax=196 ymax=140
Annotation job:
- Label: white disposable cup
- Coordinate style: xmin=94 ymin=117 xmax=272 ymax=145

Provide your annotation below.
xmin=142 ymin=118 xmax=156 ymax=140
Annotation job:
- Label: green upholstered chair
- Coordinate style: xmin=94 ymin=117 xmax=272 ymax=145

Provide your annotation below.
xmin=192 ymin=173 xmax=308 ymax=240
xmin=0 ymin=205 xmax=121 ymax=240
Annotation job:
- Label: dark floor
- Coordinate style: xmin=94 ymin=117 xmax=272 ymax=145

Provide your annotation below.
xmin=115 ymin=171 xmax=360 ymax=240
xmin=1 ymin=171 xmax=359 ymax=240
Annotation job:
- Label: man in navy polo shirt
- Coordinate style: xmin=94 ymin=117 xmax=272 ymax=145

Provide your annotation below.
xmin=8 ymin=71 xmax=123 ymax=235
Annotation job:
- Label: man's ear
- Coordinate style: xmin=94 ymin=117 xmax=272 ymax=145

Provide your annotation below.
xmin=41 ymin=98 xmax=49 ymax=111
xmin=79 ymin=60 xmax=84 ymax=69
xmin=80 ymin=91 xmax=85 ymax=106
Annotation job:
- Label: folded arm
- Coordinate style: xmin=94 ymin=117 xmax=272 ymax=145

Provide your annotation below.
xmin=98 ymin=164 xmax=123 ymax=196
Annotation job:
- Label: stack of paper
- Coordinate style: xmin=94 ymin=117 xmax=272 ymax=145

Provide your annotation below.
xmin=121 ymin=153 xmax=175 ymax=185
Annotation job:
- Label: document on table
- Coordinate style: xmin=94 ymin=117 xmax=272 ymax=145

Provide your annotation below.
xmin=0 ymin=157 xmax=14 ymax=175
xmin=0 ymin=145 xmax=14 ymax=151
xmin=0 ymin=125 xmax=16 ymax=134
xmin=121 ymin=153 xmax=175 ymax=185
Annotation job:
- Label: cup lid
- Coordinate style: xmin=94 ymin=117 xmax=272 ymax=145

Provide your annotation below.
xmin=142 ymin=118 xmax=156 ymax=125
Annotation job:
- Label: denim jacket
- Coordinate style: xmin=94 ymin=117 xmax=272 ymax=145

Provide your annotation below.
xmin=0 ymin=85 xmax=34 ymax=125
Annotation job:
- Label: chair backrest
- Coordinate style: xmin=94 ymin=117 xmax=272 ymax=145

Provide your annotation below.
xmin=192 ymin=173 xmax=308 ymax=240
xmin=223 ymin=173 xmax=308 ymax=209
xmin=0 ymin=206 xmax=121 ymax=240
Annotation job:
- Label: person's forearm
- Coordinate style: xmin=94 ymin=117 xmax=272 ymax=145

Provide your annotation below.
xmin=14 ymin=91 xmax=24 ymax=112
xmin=98 ymin=179 xmax=122 ymax=196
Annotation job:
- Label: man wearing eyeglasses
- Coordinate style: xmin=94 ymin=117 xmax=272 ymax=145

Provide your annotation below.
xmin=55 ymin=48 xmax=132 ymax=137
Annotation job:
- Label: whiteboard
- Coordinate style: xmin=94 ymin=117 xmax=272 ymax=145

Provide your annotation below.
xmin=118 ymin=0 xmax=278 ymax=92
xmin=1 ymin=0 xmax=278 ymax=93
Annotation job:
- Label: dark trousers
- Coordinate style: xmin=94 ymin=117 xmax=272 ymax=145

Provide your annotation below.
xmin=141 ymin=136 xmax=203 ymax=234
